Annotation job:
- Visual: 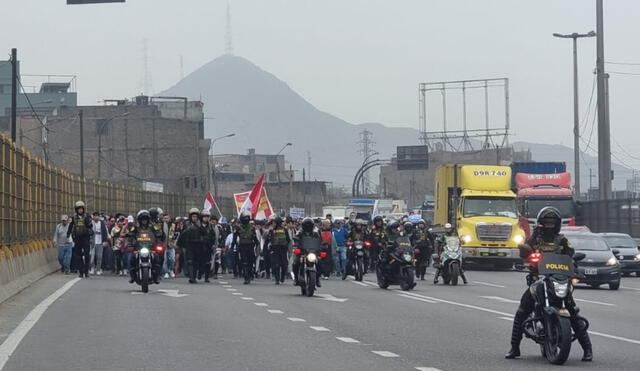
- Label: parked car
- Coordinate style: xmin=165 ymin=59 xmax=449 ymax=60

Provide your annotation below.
xmin=599 ymin=233 xmax=640 ymax=277
xmin=563 ymin=231 xmax=621 ymax=290
xmin=561 ymin=225 xmax=591 ymax=233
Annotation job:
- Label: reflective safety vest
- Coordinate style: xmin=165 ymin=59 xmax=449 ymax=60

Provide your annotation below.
xmin=238 ymin=224 xmax=255 ymax=245
xmin=272 ymin=227 xmax=288 ymax=246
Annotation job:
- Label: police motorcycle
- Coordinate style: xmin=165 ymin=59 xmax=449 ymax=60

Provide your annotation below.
xmin=376 ymin=235 xmax=416 ymax=291
xmin=433 ymin=236 xmax=464 ymax=285
xmin=134 ymin=232 xmax=164 ymax=293
xmin=344 ymin=239 xmax=371 ymax=281
xmin=517 ymin=251 xmax=587 ymax=365
xmin=294 ymin=236 xmax=327 ymax=297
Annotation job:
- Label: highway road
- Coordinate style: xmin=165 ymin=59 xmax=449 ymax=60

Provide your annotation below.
xmin=1 ymin=268 xmax=639 ymax=371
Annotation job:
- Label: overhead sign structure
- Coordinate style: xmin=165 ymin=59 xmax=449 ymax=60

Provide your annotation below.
xmin=396 ymin=145 xmax=429 ymax=170
xmin=68 ymin=0 xmax=125 ymax=4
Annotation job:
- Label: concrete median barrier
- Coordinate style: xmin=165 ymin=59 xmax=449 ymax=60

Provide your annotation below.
xmin=0 ymin=240 xmax=59 ymax=304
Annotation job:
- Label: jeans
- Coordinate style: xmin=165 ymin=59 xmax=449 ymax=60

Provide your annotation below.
xmin=122 ymin=251 xmax=133 ymax=270
xmin=90 ymin=241 xmax=104 ymax=270
xmin=57 ymin=244 xmax=73 ymax=272
xmin=164 ymin=248 xmax=176 ymax=274
xmin=333 ymin=246 xmax=347 ymax=274
xmin=113 ymin=250 xmax=124 ymax=272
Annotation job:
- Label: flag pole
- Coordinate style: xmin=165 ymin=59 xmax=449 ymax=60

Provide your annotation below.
xmin=214 ymin=201 xmax=223 ymax=218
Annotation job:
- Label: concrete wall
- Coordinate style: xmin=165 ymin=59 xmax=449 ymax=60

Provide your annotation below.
xmin=0 ymin=241 xmax=59 ymax=304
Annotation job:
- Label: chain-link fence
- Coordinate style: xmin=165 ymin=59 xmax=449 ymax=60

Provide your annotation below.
xmin=0 ymin=133 xmax=200 ymax=247
xmin=577 ymin=198 xmax=640 ymax=237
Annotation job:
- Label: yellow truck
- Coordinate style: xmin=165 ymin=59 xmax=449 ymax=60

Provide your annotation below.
xmin=434 ymin=164 xmax=525 ymax=268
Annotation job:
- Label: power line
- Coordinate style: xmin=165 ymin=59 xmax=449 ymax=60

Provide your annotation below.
xmin=608 ymin=70 xmax=640 ymax=76
xmin=580 ymin=72 xmax=597 ymax=134
xmin=606 ymin=61 xmax=640 ymax=66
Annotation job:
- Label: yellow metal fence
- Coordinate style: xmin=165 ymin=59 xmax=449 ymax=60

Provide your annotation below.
xmin=0 ymin=133 xmax=199 ymax=250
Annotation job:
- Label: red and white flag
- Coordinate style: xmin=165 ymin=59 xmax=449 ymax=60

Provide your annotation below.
xmin=239 ymin=174 xmax=269 ymax=218
xmin=203 ymin=192 xmax=216 ymax=212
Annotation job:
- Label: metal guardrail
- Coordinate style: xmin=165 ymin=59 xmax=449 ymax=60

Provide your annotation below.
xmin=577 ymin=198 xmax=640 ymax=237
xmin=0 ymin=133 xmax=199 ymax=247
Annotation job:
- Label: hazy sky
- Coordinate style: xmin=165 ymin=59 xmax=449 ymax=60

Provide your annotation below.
xmin=2 ymin=0 xmax=640 ymax=169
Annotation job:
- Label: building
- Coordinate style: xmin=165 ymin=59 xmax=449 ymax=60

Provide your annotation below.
xmin=379 ymin=147 xmax=531 ymax=208
xmin=0 ymin=61 xmax=77 ymax=120
xmin=10 ymin=96 xmax=209 ymax=196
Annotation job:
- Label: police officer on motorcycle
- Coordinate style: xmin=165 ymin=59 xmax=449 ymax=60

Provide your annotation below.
xmin=344 ymin=220 xmax=369 ymax=278
xmin=232 ymin=213 xmax=260 ymax=284
xmin=433 ymin=223 xmax=468 ymax=284
xmin=505 ymin=207 xmax=593 ymax=362
xmin=412 ymin=219 xmax=432 ymax=280
xmin=128 ymin=210 xmax=159 ymax=284
xmin=368 ymin=216 xmax=387 ymax=271
xmin=293 ymin=217 xmax=322 ymax=288
xmin=265 ymin=216 xmax=291 ymax=284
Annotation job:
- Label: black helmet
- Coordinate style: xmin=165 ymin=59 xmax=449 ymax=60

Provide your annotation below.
xmin=537 ymin=206 xmax=562 ymax=234
xmin=137 ymin=210 xmax=150 ymax=223
xmin=386 ymin=220 xmax=399 ymax=235
xmin=373 ymin=216 xmax=383 ymax=226
xmin=274 ymin=216 xmax=283 ymax=227
xmin=403 ymin=221 xmax=413 ymax=233
xmin=149 ymin=207 xmax=161 ymax=221
xmin=240 ymin=213 xmax=251 ymax=225
xmin=302 ymin=217 xmax=314 ymax=233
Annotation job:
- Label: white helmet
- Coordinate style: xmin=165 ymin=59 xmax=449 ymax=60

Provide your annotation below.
xmin=189 ymin=208 xmax=200 ymax=215
xmin=75 ymin=200 xmax=85 ymax=209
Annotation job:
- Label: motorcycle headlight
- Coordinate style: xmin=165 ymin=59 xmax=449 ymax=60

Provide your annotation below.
xmin=447 ymin=244 xmax=460 ymax=252
xmin=634 ymin=253 xmax=640 ymax=261
xmin=552 ymin=281 xmax=569 ymax=298
xmin=513 ymin=234 xmax=524 ymax=245
xmin=606 ymin=256 xmax=619 ymax=266
xmin=403 ymin=253 xmax=412 ymax=262
xmin=140 ymin=247 xmax=150 ymax=258
xmin=356 ymin=244 xmax=363 ymax=250
xmin=307 ymin=253 xmax=317 ymax=263
xmin=461 ymin=234 xmax=472 ymax=244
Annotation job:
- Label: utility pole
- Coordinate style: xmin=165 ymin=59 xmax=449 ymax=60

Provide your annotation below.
xmin=553 ymin=30 xmax=596 ymax=199
xmin=358 ymin=129 xmax=375 ymax=194
xmin=307 ymin=151 xmax=312 ymax=181
xmin=10 ymin=48 xmax=17 ymax=142
xmin=79 ymin=110 xmax=84 ymax=178
xmin=596 ymin=0 xmax=612 ymax=200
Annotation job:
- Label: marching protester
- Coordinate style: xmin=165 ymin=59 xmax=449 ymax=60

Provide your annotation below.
xmin=90 ymin=211 xmax=111 ymax=276
xmin=332 ymin=220 xmax=348 ymax=277
xmin=110 ymin=216 xmax=127 ymax=276
xmin=53 ymin=215 xmax=73 ymax=274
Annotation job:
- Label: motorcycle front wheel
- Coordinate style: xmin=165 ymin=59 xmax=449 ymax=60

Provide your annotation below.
xmin=450 ymin=262 xmax=460 ymax=286
xmin=376 ymin=265 xmax=389 ymax=289
xmin=141 ymin=267 xmax=149 ymax=293
xmin=306 ymin=271 xmax=316 ymax=297
xmin=543 ymin=315 xmax=572 ymax=365
xmin=400 ymin=267 xmax=415 ymax=291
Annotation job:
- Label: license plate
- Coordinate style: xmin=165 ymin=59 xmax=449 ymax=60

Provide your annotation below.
xmin=585 ymin=268 xmax=598 ymax=275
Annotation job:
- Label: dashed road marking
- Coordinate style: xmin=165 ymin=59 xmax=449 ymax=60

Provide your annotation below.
xmin=241 ymin=297 xmax=254 ymax=301
xmin=267 ymin=309 xmax=284 ymax=314
xmin=310 ymin=326 xmax=330 ymax=332
xmin=398 ymin=291 xmax=512 ymax=316
xmin=588 ymin=331 xmax=640 ymax=345
xmin=415 ymin=367 xmax=442 ymax=371
xmin=350 ymin=281 xmax=370 ymax=287
xmin=226 ymin=288 xmax=237 ymax=291
xmin=473 ymin=281 xmax=506 ymax=288
xmin=398 ymin=294 xmax=438 ymax=303
xmin=255 ymin=303 xmax=269 ymax=307
xmin=232 ymin=293 xmax=243 ymax=296
xmin=371 ymin=351 xmax=399 ymax=358
xmin=336 ymin=337 xmax=360 ymax=344
xmin=222 ymin=285 xmax=232 ymax=288
xmin=219 ymin=281 xmax=229 ymax=284
xmin=287 ymin=317 xmax=306 ymax=322
xmin=575 ymin=298 xmax=616 ymax=307
xmin=479 ymin=296 xmax=519 ymax=304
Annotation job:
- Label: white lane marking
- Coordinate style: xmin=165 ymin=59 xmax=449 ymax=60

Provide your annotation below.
xmin=398 ymin=294 xmax=438 ymax=304
xmin=498 ymin=316 xmax=514 ymax=321
xmin=240 ymin=297 xmax=254 ymax=301
xmin=350 ymin=281 xmax=370 ymax=287
xmin=371 ymin=351 xmax=399 ymax=358
xmin=399 ymin=291 xmax=513 ymax=317
xmin=232 ymin=293 xmax=243 ymax=296
xmin=473 ymin=281 xmax=506 ymax=288
xmin=0 ymin=277 xmax=81 ymax=370
xmin=363 ymin=280 xmax=379 ymax=287
xmin=621 ymin=286 xmax=640 ymax=292
xmin=336 ymin=337 xmax=360 ymax=344
xmin=575 ymin=298 xmax=616 ymax=307
xmin=219 ymin=281 xmax=229 ymax=284
xmin=267 ymin=309 xmax=284 ymax=314
xmin=588 ymin=331 xmax=640 ymax=345
xmin=255 ymin=303 xmax=269 ymax=307
xmin=226 ymin=288 xmax=237 ymax=291
xmin=222 ymin=285 xmax=232 ymax=288
xmin=310 ymin=326 xmax=330 ymax=332
xmin=416 ymin=368 xmax=443 ymax=371
xmin=479 ymin=296 xmax=520 ymax=304
xmin=287 ymin=317 xmax=306 ymax=322
xmin=315 ymin=294 xmax=348 ymax=303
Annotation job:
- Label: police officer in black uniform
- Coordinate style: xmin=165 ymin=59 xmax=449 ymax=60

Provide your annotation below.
xmin=232 ymin=214 xmax=260 ymax=284
xmin=412 ymin=219 xmax=432 ymax=280
xmin=199 ymin=209 xmax=217 ymax=283
xmin=265 ymin=216 xmax=291 ymax=285
xmin=67 ymin=200 xmax=94 ymax=278
xmin=344 ymin=220 xmax=369 ymax=279
xmin=505 ymin=207 xmax=593 ymax=362
xmin=177 ymin=208 xmax=202 ymax=284
xmin=368 ymin=216 xmax=387 ymax=271
xmin=292 ymin=217 xmax=322 ymax=288
xmin=128 ymin=210 xmax=158 ymax=284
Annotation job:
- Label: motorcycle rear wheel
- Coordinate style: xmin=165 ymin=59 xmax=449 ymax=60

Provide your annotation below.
xmin=543 ymin=315 xmax=572 ymax=365
xmin=141 ymin=267 xmax=149 ymax=293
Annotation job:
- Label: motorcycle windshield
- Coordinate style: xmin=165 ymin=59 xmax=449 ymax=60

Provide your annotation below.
xmin=300 ymin=236 xmax=321 ymax=252
xmin=538 ymin=253 xmax=575 ymax=277
xmin=394 ymin=236 xmax=414 ymax=257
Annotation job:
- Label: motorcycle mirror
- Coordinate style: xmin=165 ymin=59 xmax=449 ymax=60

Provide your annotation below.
xmin=573 ymin=252 xmax=586 ymax=262
xmin=611 ymin=249 xmax=620 ymax=256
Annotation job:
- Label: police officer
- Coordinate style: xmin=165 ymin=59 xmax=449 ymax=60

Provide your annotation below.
xmin=128 ymin=210 xmax=159 ymax=284
xmin=344 ymin=220 xmax=368 ymax=279
xmin=412 ymin=219 xmax=433 ymax=280
xmin=67 ymin=201 xmax=93 ymax=278
xmin=266 ymin=216 xmax=291 ymax=284
xmin=505 ymin=207 xmax=592 ymax=362
xmin=232 ymin=214 xmax=260 ymax=284
xmin=199 ymin=209 xmax=217 ymax=283
xmin=368 ymin=216 xmax=387 ymax=271
xmin=433 ymin=223 xmax=467 ymax=284
xmin=177 ymin=208 xmax=202 ymax=284
xmin=292 ymin=217 xmax=322 ymax=287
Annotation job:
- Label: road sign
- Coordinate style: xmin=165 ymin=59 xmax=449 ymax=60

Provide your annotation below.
xmin=289 ymin=207 xmax=305 ymax=218
xmin=396 ymin=145 xmax=429 ymax=170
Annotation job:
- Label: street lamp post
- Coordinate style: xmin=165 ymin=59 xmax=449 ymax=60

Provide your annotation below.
xmin=209 ymin=133 xmax=236 ymax=199
xmin=553 ymin=31 xmax=596 ymax=199
xmin=275 ymin=142 xmax=292 ymax=183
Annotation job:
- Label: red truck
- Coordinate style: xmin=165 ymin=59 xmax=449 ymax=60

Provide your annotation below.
xmin=515 ymin=172 xmax=576 ymax=239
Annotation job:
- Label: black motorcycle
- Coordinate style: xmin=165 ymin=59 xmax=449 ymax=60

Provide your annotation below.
xmin=518 ymin=251 xmax=587 ymax=365
xmin=134 ymin=232 xmax=163 ymax=293
xmin=295 ymin=237 xmax=326 ymax=297
xmin=343 ymin=240 xmax=369 ymax=281
xmin=376 ymin=236 xmax=416 ymax=291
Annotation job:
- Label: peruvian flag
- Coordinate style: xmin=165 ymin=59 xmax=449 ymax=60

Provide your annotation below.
xmin=239 ymin=174 xmax=266 ymax=218
xmin=203 ymin=192 xmax=216 ymax=212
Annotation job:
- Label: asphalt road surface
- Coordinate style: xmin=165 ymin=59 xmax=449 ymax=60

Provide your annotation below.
xmin=1 ymin=268 xmax=639 ymax=371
